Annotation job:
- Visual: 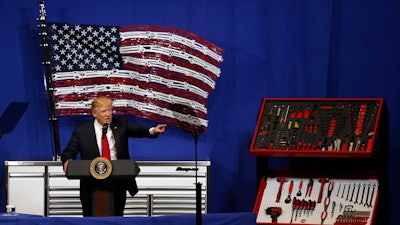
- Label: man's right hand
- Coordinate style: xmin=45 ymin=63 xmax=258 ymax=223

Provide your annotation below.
xmin=63 ymin=160 xmax=69 ymax=173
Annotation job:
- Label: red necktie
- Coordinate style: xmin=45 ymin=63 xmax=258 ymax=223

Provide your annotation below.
xmin=102 ymin=133 xmax=110 ymax=159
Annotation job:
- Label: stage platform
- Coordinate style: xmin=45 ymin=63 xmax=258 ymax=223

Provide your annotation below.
xmin=0 ymin=212 xmax=256 ymax=225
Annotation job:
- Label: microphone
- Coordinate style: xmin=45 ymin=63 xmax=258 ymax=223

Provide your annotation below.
xmin=102 ymin=123 xmax=109 ymax=134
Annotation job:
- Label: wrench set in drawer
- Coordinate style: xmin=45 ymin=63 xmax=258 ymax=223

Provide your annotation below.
xmin=254 ymin=173 xmax=379 ymax=225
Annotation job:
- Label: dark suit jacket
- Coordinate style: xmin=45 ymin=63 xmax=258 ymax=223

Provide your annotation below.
xmin=61 ymin=116 xmax=157 ymax=196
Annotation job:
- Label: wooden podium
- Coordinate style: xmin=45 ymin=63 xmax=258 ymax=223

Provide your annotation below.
xmin=66 ymin=158 xmax=140 ymax=216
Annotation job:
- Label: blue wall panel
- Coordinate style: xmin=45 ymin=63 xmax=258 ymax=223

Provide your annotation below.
xmin=0 ymin=1 xmax=399 ymax=224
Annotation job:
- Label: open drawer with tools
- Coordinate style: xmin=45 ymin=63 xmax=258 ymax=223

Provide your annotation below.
xmin=250 ymin=98 xmax=384 ymax=157
xmin=253 ymin=171 xmax=379 ymax=225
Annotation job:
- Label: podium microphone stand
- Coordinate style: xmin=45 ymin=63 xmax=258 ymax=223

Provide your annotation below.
xmin=193 ymin=132 xmax=202 ymax=225
xmin=177 ymin=131 xmax=202 ymax=225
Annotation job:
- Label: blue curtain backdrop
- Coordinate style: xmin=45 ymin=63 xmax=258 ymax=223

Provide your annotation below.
xmin=0 ymin=0 xmax=399 ymax=224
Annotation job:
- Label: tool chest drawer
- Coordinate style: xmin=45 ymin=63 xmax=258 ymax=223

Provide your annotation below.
xmin=253 ymin=171 xmax=379 ymax=225
xmin=250 ymin=98 xmax=384 ymax=157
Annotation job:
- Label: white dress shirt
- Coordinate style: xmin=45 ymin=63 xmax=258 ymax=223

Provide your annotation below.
xmin=94 ymin=120 xmax=117 ymax=160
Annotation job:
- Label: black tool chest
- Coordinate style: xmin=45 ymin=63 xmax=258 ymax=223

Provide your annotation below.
xmin=250 ymin=98 xmax=385 ymax=225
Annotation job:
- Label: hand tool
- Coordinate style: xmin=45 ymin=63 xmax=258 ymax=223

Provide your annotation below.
xmin=354 ymin=103 xmax=367 ymax=136
xmin=274 ymin=105 xmax=286 ymax=147
xmin=308 ymin=200 xmax=316 ymax=217
xmin=348 ymin=141 xmax=354 ymax=151
xmin=295 ymin=199 xmax=306 ymax=221
xmin=311 ymin=201 xmax=317 ymax=214
xmin=296 ymin=107 xmax=303 ymax=118
xmin=320 ymin=104 xmax=334 ymax=109
xmin=304 ymin=200 xmax=311 ymax=217
xmin=354 ymin=183 xmax=361 ymax=204
xmin=345 ymin=183 xmax=351 ymax=201
xmin=355 ymin=137 xmax=361 ymax=151
xmin=275 ymin=177 xmax=287 ymax=203
xmin=279 ymin=138 xmax=288 ymax=150
xmin=320 ymin=196 xmax=330 ymax=224
xmin=364 ymin=183 xmax=371 ymax=207
xmin=305 ymin=178 xmax=313 ymax=198
xmin=321 ymin=138 xmax=328 ymax=151
xmin=334 ymin=138 xmax=341 ymax=151
xmin=303 ymin=105 xmax=310 ymax=118
xmin=297 ymin=180 xmax=303 ymax=197
xmin=272 ymin=105 xmax=282 ymax=130
xmin=289 ymin=107 xmax=296 ymax=119
xmin=367 ymin=130 xmax=374 ymax=151
xmin=281 ymin=105 xmax=290 ymax=126
xmin=343 ymin=210 xmax=371 ymax=216
xmin=288 ymin=120 xmax=293 ymax=129
xmin=341 ymin=138 xmax=348 ymax=151
xmin=360 ymin=143 xmax=366 ymax=151
xmin=368 ymin=183 xmax=376 ymax=208
xmin=317 ymin=178 xmax=328 ymax=203
xmin=265 ymin=207 xmax=282 ymax=222
xmin=341 ymin=183 xmax=346 ymax=198
xmin=320 ymin=210 xmax=327 ymax=225
xmin=285 ymin=180 xmax=294 ymax=203
xmin=327 ymin=180 xmax=334 ymax=197
xmin=306 ymin=123 xmax=317 ymax=150
xmin=350 ymin=183 xmax=356 ymax=202
xmin=331 ymin=201 xmax=336 ymax=218
xmin=311 ymin=104 xmax=317 ymax=119
xmin=300 ymin=123 xmax=310 ymax=150
xmin=260 ymin=107 xmax=272 ymax=135
xmin=316 ymin=139 xmax=323 ymax=150
xmin=336 ymin=215 xmax=369 ymax=224
xmin=360 ymin=183 xmax=366 ymax=205
xmin=290 ymin=197 xmax=297 ymax=223
xmin=323 ymin=196 xmax=330 ymax=211
xmin=344 ymin=204 xmax=354 ymax=212
xmin=293 ymin=198 xmax=300 ymax=222
xmin=336 ymin=182 xmax=341 ymax=197
xmin=327 ymin=118 xmax=337 ymax=137
xmin=269 ymin=141 xmax=274 ymax=150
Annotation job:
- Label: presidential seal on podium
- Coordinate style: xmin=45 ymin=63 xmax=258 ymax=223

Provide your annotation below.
xmin=89 ymin=157 xmax=112 ymax=179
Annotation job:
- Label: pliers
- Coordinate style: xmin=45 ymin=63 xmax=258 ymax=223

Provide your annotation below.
xmin=321 ymin=197 xmax=330 ymax=224
xmin=305 ymin=178 xmax=314 ymax=198
xmin=327 ymin=180 xmax=334 ymax=197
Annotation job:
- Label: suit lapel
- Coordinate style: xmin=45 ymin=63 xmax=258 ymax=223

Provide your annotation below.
xmin=87 ymin=121 xmax=100 ymax=156
xmin=110 ymin=120 xmax=120 ymax=157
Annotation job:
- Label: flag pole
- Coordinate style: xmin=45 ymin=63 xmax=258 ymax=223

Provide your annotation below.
xmin=192 ymin=131 xmax=203 ymax=225
xmin=37 ymin=0 xmax=61 ymax=160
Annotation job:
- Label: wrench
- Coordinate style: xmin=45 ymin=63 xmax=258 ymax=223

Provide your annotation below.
xmin=318 ymin=178 xmax=328 ymax=203
xmin=275 ymin=177 xmax=287 ymax=203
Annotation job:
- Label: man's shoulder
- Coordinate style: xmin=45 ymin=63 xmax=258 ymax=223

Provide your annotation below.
xmin=112 ymin=116 xmax=128 ymax=124
xmin=74 ymin=120 xmax=94 ymax=130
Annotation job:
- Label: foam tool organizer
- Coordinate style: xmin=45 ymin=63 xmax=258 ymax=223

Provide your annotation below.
xmin=250 ymin=98 xmax=384 ymax=157
xmin=253 ymin=172 xmax=379 ymax=225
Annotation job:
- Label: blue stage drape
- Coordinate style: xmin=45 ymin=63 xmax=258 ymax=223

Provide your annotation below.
xmin=0 ymin=1 xmax=399 ymax=224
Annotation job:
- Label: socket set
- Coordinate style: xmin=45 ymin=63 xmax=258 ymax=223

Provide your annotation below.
xmin=250 ymin=98 xmax=384 ymax=157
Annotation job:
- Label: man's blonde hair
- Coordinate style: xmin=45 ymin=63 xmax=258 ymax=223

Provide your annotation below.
xmin=91 ymin=96 xmax=113 ymax=112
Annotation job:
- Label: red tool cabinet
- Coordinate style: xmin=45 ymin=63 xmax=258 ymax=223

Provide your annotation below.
xmin=250 ymin=98 xmax=385 ymax=225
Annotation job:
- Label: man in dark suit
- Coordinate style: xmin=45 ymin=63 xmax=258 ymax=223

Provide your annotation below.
xmin=61 ymin=96 xmax=166 ymax=216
